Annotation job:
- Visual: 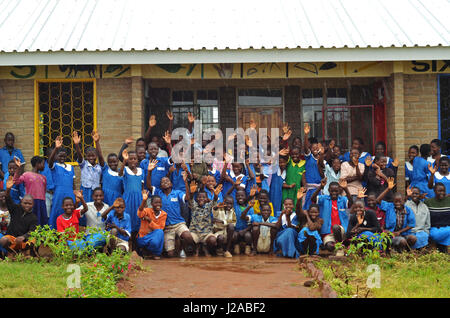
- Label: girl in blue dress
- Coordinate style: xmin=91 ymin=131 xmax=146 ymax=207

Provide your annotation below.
xmin=273 ymin=198 xmax=301 ymax=258
xmin=302 ymin=129 xmax=324 ymax=210
xmin=427 ymin=157 xmax=450 ymax=197
xmin=269 ymin=156 xmax=289 ymax=213
xmin=101 ymin=153 xmax=123 ymax=206
xmin=119 ymin=150 xmax=144 ymax=237
xmin=411 ymin=144 xmax=432 ymax=198
xmin=405 ymin=145 xmax=419 ymax=188
xmin=48 ymin=136 xmax=75 ymax=229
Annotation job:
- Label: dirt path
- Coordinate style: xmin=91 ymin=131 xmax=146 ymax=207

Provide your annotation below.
xmin=121 ymin=255 xmax=320 ymax=298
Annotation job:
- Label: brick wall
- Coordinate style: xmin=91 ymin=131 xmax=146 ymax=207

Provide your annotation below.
xmin=0 ymin=80 xmax=35 ymax=168
xmin=403 ymin=74 xmax=438 ymax=152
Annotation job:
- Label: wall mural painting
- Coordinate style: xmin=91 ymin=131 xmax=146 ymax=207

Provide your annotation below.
xmin=150 ymin=63 xmax=236 ymax=79
xmin=2 ymin=65 xmax=131 ymax=79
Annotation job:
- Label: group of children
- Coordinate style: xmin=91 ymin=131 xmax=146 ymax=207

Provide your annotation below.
xmin=0 ymin=112 xmax=449 ymax=259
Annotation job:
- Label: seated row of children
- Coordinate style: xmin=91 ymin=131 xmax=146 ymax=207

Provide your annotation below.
xmin=0 ymin=111 xmax=448 ymax=258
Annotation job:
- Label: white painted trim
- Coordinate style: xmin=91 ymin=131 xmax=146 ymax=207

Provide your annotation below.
xmin=1 ymin=47 xmax=450 ymax=66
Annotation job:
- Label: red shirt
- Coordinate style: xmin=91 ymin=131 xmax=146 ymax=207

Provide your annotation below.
xmin=366 ymin=206 xmax=385 ymax=230
xmin=330 ymin=200 xmax=341 ymax=232
xmin=56 ymin=209 xmax=81 ymax=240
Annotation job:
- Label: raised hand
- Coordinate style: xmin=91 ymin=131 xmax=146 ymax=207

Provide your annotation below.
xmin=182 ymin=171 xmax=188 ymax=181
xmin=92 ymin=130 xmax=100 ymax=142
xmin=248 ymin=199 xmax=256 ymax=207
xmin=357 ymin=187 xmax=367 ymax=198
xmin=13 ymin=157 xmax=21 ymax=168
xmin=214 ymin=184 xmax=223 ymax=196
xmin=282 ymin=123 xmax=290 ymax=135
xmin=338 ymin=179 xmax=348 ymax=189
xmin=55 ymin=136 xmax=63 ymax=149
xmin=235 ymin=176 xmax=243 ymax=186
xmin=166 ymin=110 xmax=174 ymax=121
xmin=187 ymin=112 xmax=196 ymax=124
xmin=163 ymin=131 xmax=171 ymax=144
xmin=249 ymin=119 xmax=257 ymax=130
xmin=297 ymin=187 xmax=306 ymax=200
xmin=189 ymin=181 xmax=197 ymax=194
xmin=279 ymin=147 xmax=290 ymax=157
xmin=365 ymin=156 xmax=373 ymax=167
xmin=320 ymin=177 xmax=328 ymax=188
xmin=5 ymin=177 xmax=14 ymax=190
xmin=318 ymin=144 xmax=325 ymax=155
xmin=122 ymin=149 xmax=129 ymax=161
xmin=142 ymin=190 xmax=149 ymax=201
xmin=357 ymin=212 xmax=364 ymax=225
xmin=149 ymin=115 xmax=157 ymax=128
xmin=249 ymin=184 xmax=258 ymax=197
xmin=72 ymin=131 xmax=81 ymax=145
xmin=113 ymin=198 xmax=122 ymax=208
xmin=406 ymin=185 xmax=413 ymax=197
xmin=303 ymin=123 xmax=310 ymax=135
xmin=125 ymin=137 xmax=134 ymax=145
xmin=148 ymin=159 xmax=159 ymax=171
xmin=428 ymin=164 xmax=437 ymax=175
xmin=181 ymin=162 xmax=188 ymax=172
xmin=73 ymin=190 xmax=83 ymax=200
xmin=282 ymin=128 xmax=292 ymax=141
xmin=387 ymin=177 xmax=396 ymax=190
xmin=392 ymin=158 xmax=399 ymax=168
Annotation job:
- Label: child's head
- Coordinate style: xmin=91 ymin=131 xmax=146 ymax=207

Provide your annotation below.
xmin=148 ymin=142 xmax=159 ymax=159
xmin=224 ymin=196 xmax=234 ymax=211
xmin=92 ymin=188 xmax=104 ymax=205
xmin=420 ymin=144 xmax=431 ymax=158
xmin=331 ymin=157 xmax=341 ymax=172
xmin=283 ymin=198 xmax=294 ymax=212
xmin=7 ymin=160 xmax=17 ymax=175
xmin=309 ymin=137 xmax=319 ymax=156
xmin=430 ymin=139 xmax=441 ymax=156
xmin=127 ymin=150 xmax=138 ymax=168
xmin=290 ymin=147 xmax=301 ymax=163
xmin=205 ymin=175 xmax=216 ymax=190
xmin=113 ymin=198 xmax=125 ymax=217
xmin=373 ymin=155 xmax=387 ymax=170
xmin=260 ymin=204 xmax=271 ymax=220
xmin=393 ymin=193 xmax=405 ymax=210
xmin=410 ymin=187 xmax=421 ymax=204
xmin=328 ymin=182 xmax=340 ymax=200
xmin=434 ymin=182 xmax=447 ymax=200
xmin=31 ymin=156 xmax=45 ymax=172
xmin=136 ymin=138 xmax=146 ymax=150
xmin=308 ymin=204 xmax=320 ymax=221
xmin=160 ymin=176 xmax=172 ymax=190
xmin=258 ymin=190 xmax=270 ymax=205
xmin=196 ymin=191 xmax=208 ymax=206
xmin=4 ymin=132 xmax=15 ymax=148
xmin=151 ymin=195 xmax=162 ymax=213
xmin=232 ymin=162 xmax=243 ymax=176
xmin=136 ymin=146 xmax=147 ymax=162
xmin=333 ymin=145 xmax=342 ymax=158
xmin=351 ymin=137 xmax=364 ymax=153
xmin=85 ymin=147 xmax=97 ymax=165
xmin=351 ymin=200 xmax=365 ymax=216
xmin=235 ymin=189 xmax=247 ymax=206
xmin=439 ymin=156 xmax=449 ymax=175
xmin=367 ymin=192 xmax=377 ymax=209
xmin=408 ymin=145 xmax=419 ymax=162
xmin=278 ymin=156 xmax=288 ymax=170
xmin=21 ymin=194 xmax=34 ymax=213
xmin=349 ymin=148 xmax=361 ymax=161
xmin=292 ymin=136 xmax=302 ymax=149
xmin=62 ymin=197 xmax=75 ymax=215
xmin=375 ymin=141 xmax=387 ymax=156
xmin=107 ymin=153 xmax=119 ymax=171
xmin=56 ymin=148 xmax=68 ymax=163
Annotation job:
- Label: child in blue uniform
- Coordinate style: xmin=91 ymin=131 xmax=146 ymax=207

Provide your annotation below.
xmin=48 ymin=136 xmax=75 ymax=229
xmin=410 ymin=144 xmax=432 ymax=198
xmin=223 ymin=163 xmax=249 ymax=201
xmin=232 ymin=188 xmax=254 ymax=255
xmin=427 ymin=157 xmax=450 ymax=197
xmin=269 ymin=155 xmax=289 ymax=214
xmin=141 ymin=142 xmax=173 ymax=191
xmin=101 ymin=153 xmax=123 ymax=206
xmin=244 ymin=203 xmax=278 ymax=255
xmin=342 ymin=137 xmax=372 ymax=164
xmin=302 ymin=126 xmax=324 ymax=210
xmin=405 ymin=145 xmax=419 ymax=189
xmin=119 ymin=149 xmax=144 ymax=248
xmin=296 ymin=194 xmax=323 ymax=256
xmin=41 ymin=149 xmax=55 ymax=218
xmin=2 ymin=160 xmax=25 ymax=204
xmin=273 ymin=198 xmax=301 ymax=258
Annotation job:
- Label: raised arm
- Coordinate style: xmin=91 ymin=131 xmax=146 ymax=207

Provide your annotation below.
xmin=144 ymin=115 xmax=156 ymax=147
xmin=72 ymin=131 xmax=83 ymax=164
xmin=118 ymin=137 xmax=133 ymax=162
xmin=240 ymin=199 xmax=255 ymax=221
xmin=376 ymin=177 xmax=396 ymax=204
xmin=317 ymin=144 xmax=325 ymax=178
xmin=428 ymin=164 xmax=436 ymax=190
xmin=166 ymin=110 xmax=174 ymax=136
xmin=92 ymin=131 xmax=105 ymax=167
xmin=311 ymin=177 xmax=327 ymax=204
xmin=13 ymin=158 xmax=24 ymax=184
xmin=118 ymin=149 xmax=128 ymax=177
xmin=73 ymin=190 xmax=88 ymax=215
xmin=303 ymin=123 xmax=311 ymax=155
xmin=101 ymin=200 xmax=119 ymax=220
xmin=48 ymin=136 xmax=63 ymax=168
xmin=145 ymin=159 xmax=159 ymax=191
xmin=338 ymin=179 xmax=354 ymax=207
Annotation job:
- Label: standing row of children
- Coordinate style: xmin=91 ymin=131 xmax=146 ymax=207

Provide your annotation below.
xmin=0 ymin=111 xmax=448 ymax=258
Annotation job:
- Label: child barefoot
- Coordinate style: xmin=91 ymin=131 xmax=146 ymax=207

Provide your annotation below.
xmin=212 ymin=196 xmax=236 ymax=257
xmin=297 ymin=189 xmax=323 ymax=256
xmin=103 ymin=198 xmax=131 ymax=253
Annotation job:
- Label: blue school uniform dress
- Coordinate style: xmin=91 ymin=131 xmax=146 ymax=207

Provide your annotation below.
xmin=297 ymin=227 xmax=323 ymax=255
xmin=303 ymin=151 xmax=323 ymax=210
xmin=223 ymin=170 xmax=248 ymax=201
xmin=372 ymin=156 xmax=393 ymax=169
xmin=2 ymin=172 xmax=25 ymax=204
xmin=343 ymin=151 xmax=372 ymax=164
xmin=208 ymin=168 xmax=221 ymax=185
xmin=141 ymin=157 xmax=172 ymax=190
xmin=41 ymin=161 xmax=55 ymax=218
xmin=122 ymin=166 xmax=144 ymax=232
xmin=405 ymin=161 xmax=413 ymax=185
xmin=205 ymin=188 xmax=223 ymax=203
xmin=101 ymin=165 xmax=123 ymax=206
xmin=79 ymin=160 xmax=102 ymax=226
xmin=273 ymin=213 xmax=301 ymax=258
xmin=269 ymin=167 xmax=286 ymax=213
xmin=106 ymin=211 xmax=131 ymax=242
xmin=428 ymin=172 xmax=450 ymax=198
xmin=317 ymin=195 xmax=349 ymax=235
xmin=233 ymin=203 xmax=254 ymax=231
xmin=170 ymin=164 xmax=191 ymax=192
xmin=410 ymin=156 xmax=431 ymax=197
xmin=49 ymin=163 xmax=75 ymax=229
xmin=383 ymin=201 xmax=417 ymax=240
xmin=152 ymin=188 xmax=186 ymax=226
xmin=0 ymin=147 xmax=25 ymax=176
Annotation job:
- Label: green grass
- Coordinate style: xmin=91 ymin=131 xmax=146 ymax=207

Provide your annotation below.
xmin=312 ymin=251 xmax=450 ymax=298
xmin=0 ymin=260 xmax=69 ymax=298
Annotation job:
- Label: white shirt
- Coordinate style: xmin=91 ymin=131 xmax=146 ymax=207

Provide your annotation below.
xmin=85 ymin=202 xmax=109 ymax=231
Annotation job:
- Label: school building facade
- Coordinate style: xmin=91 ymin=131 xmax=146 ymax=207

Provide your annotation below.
xmin=0 ymin=1 xmax=449 ymax=193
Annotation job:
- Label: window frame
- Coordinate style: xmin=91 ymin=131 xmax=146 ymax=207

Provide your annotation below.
xmin=438 ymin=74 xmax=450 ymax=155
xmin=34 ymin=79 xmax=97 ymax=165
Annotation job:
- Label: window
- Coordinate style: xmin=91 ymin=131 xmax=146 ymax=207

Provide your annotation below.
xmin=439 ymin=75 xmax=450 ymax=155
xmin=36 ymin=80 xmax=96 ymax=163
xmin=302 ymin=88 xmax=323 ymax=141
xmin=238 ymin=88 xmax=282 ymax=106
xmin=171 ymin=89 xmax=219 ymax=130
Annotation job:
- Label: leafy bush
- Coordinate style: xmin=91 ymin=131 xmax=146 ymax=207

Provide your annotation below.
xmin=335 ymin=232 xmax=393 ymax=264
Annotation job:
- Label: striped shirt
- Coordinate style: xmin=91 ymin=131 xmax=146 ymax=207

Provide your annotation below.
xmin=424 ymin=197 xmax=450 ymax=228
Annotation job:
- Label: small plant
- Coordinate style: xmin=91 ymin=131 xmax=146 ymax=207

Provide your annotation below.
xmin=336 ymin=232 xmax=393 ymax=264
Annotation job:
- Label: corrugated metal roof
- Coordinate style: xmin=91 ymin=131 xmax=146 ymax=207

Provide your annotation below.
xmin=0 ymin=0 xmax=449 ymax=54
